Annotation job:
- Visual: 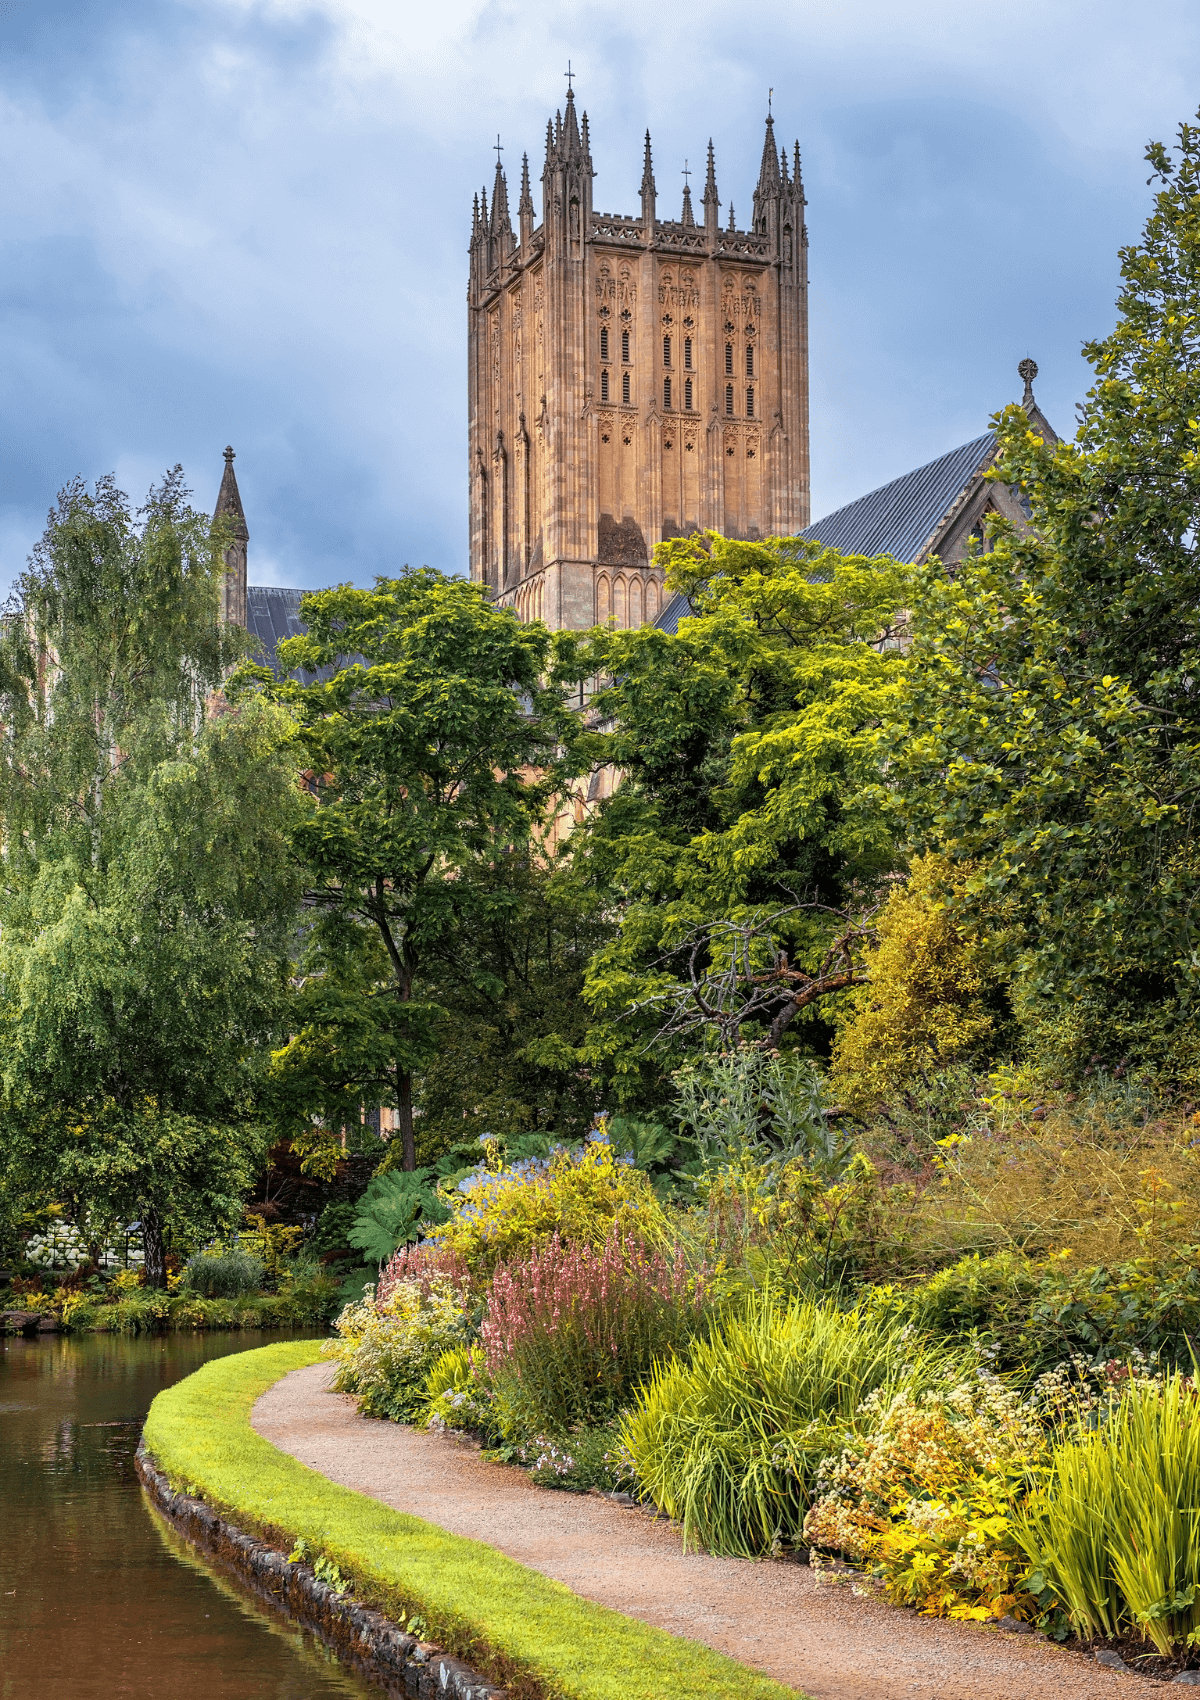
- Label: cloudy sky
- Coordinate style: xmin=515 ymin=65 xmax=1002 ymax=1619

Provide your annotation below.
xmin=2 ymin=0 xmax=1198 ymax=594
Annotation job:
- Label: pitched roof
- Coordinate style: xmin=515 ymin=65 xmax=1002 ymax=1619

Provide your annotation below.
xmin=654 ymin=589 xmax=693 ymax=634
xmin=246 ymin=585 xmax=361 ymax=683
xmin=798 ymin=430 xmax=997 ymax=563
xmin=246 ymin=586 xmax=306 ymax=674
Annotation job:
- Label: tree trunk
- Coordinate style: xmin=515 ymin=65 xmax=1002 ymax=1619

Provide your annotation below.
xmin=142 ymin=1208 xmax=168 ymax=1289
xmin=397 ymin=1070 xmax=416 ymax=1172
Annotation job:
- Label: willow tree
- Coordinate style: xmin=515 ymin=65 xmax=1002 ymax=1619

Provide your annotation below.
xmin=0 ymin=472 xmax=306 ymax=1283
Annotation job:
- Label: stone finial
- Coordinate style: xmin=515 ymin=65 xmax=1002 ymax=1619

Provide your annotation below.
xmin=1019 ymin=358 xmax=1038 ymax=410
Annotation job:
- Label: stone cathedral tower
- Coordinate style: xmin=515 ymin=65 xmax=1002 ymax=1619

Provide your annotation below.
xmin=467 ymin=88 xmax=809 ymax=630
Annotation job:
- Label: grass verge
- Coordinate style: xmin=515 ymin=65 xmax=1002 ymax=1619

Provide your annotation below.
xmin=144 ymin=1340 xmax=805 ymax=1700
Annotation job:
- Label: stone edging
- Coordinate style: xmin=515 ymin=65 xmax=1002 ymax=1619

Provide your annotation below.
xmin=136 ymin=1443 xmax=506 ymax=1700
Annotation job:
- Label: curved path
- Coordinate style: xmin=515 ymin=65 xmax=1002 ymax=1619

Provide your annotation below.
xmin=253 ymin=1362 xmax=1157 ymax=1700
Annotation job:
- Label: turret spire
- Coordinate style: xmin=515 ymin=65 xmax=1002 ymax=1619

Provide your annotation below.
xmin=214 ymin=447 xmax=248 ymax=627
xmin=518 ymin=151 xmax=534 ymax=246
xmin=490 ymin=144 xmax=512 ymax=241
xmin=563 ymin=84 xmax=582 ymax=157
xmin=752 ymin=110 xmax=782 ymax=241
xmin=640 ymin=128 xmax=656 ymax=228
xmin=703 ymin=140 xmax=719 ymax=205
xmin=680 ymin=158 xmax=695 ymax=227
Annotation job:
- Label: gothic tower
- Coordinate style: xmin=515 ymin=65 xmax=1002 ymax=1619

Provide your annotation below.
xmin=214 ymin=445 xmax=248 ymax=626
xmin=467 ymin=89 xmax=809 ymax=629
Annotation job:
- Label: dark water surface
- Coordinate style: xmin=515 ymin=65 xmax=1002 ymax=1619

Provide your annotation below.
xmin=0 ymin=1331 xmax=382 ymax=1700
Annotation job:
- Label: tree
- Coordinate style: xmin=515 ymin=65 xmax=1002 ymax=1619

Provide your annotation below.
xmin=0 ymin=473 xmax=307 ymax=1283
xmin=896 ymin=114 xmax=1200 ymax=1080
xmin=263 ymin=569 xmax=585 ymax=1170
xmin=554 ymin=531 xmax=911 ymax=1095
xmin=829 ymin=854 xmax=1003 ymax=1115
xmin=412 ymin=851 xmax=611 ymax=1151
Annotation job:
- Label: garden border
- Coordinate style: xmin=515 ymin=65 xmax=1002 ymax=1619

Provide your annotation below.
xmin=137 ymin=1446 xmax=499 ymax=1699
xmin=141 ymin=1339 xmax=803 ymax=1700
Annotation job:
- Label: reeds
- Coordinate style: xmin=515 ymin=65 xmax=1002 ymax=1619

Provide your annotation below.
xmin=619 ymin=1289 xmax=964 ymax=1557
xmin=1015 ymin=1371 xmax=1200 ymax=1654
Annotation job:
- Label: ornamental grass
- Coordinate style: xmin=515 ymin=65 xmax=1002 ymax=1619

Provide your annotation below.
xmin=620 ymin=1289 xmax=967 ymax=1558
xmin=1015 ymin=1370 xmax=1200 ymax=1655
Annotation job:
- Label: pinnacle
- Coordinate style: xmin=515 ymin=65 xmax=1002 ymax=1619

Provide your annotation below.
xmin=703 ymin=138 xmax=719 ymax=206
xmin=214 ymin=445 xmax=248 ymax=535
xmin=640 ymin=129 xmax=656 ymax=195
xmin=756 ymin=110 xmax=781 ymax=195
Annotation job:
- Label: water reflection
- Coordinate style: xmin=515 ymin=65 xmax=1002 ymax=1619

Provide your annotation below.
xmin=0 ymin=1332 xmax=382 ymax=1700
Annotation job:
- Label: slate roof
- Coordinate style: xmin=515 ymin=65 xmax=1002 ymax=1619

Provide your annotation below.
xmin=654 ymin=589 xmax=693 ymax=635
xmin=798 ymin=431 xmax=997 ymax=563
xmin=245 ymin=586 xmax=309 ymax=676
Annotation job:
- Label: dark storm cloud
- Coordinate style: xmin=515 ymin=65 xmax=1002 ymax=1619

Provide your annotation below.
xmin=2 ymin=0 xmax=1198 ymax=592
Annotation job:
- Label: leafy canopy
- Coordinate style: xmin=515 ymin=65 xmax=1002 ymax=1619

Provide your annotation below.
xmin=554 ymin=531 xmax=911 ymax=1091
xmin=895 ymin=114 xmax=1200 ymax=1079
xmin=261 ymin=568 xmax=586 ymax=1168
xmin=0 ymin=472 xmax=305 ymax=1280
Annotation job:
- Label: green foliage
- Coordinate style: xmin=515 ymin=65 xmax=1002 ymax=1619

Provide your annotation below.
xmin=424 ymin=1345 xmax=497 ymax=1436
xmin=184 ymin=1247 xmax=265 ymax=1299
xmin=556 ymin=532 xmax=910 ymax=1093
xmin=413 ymin=854 xmax=610 ymax=1152
xmin=0 ymin=472 xmax=307 ymax=1282
xmin=831 ymin=856 xmax=1004 ymax=1116
xmin=144 ymin=1341 xmax=795 ymax=1700
xmin=326 ymin=1275 xmax=473 ymax=1422
xmin=903 ymin=1253 xmax=1042 ymax=1356
xmin=260 ymin=568 xmax=586 ymax=1169
xmin=76 ymin=1278 xmax=341 ymax=1334
xmin=428 ymin=1136 xmax=669 ymax=1281
xmin=671 ymin=1049 xmax=840 ymax=1177
xmin=895 ymin=115 xmax=1200 ymax=1081
xmin=348 ymin=1168 xmax=451 ymax=1265
xmin=1015 ymin=1372 xmax=1200 ymax=1654
xmin=620 ymin=1291 xmax=965 ymax=1557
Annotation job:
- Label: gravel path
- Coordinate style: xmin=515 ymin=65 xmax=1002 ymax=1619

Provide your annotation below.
xmin=252 ymin=1362 xmax=1159 ymax=1700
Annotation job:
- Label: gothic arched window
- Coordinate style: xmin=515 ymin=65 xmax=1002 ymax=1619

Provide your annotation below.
xmin=623 ymin=370 xmax=631 ymax=406
xmin=622 ymin=329 xmax=631 ymax=362
xmin=725 ymin=383 xmax=734 ymax=416
xmin=600 ymin=326 xmax=609 ymax=361
xmin=601 ymin=369 xmax=609 ymax=402
xmin=664 ymin=377 xmax=672 ymax=410
xmin=684 ymin=337 xmax=693 ymax=370
xmin=746 ymin=387 xmax=755 ymax=418
xmin=684 ymin=377 xmax=693 ymax=411
xmin=663 ymin=334 xmax=672 ymax=367
xmin=725 ymin=342 xmax=733 ymax=375
xmin=746 ymin=344 xmax=754 ymax=377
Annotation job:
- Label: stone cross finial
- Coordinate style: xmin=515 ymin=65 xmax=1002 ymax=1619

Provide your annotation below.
xmin=224 ymin=445 xmax=235 ymax=464
xmin=1018 ymin=358 xmax=1038 ymax=409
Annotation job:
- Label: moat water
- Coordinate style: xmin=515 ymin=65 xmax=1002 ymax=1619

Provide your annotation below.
xmin=0 ymin=1330 xmax=384 ymax=1699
